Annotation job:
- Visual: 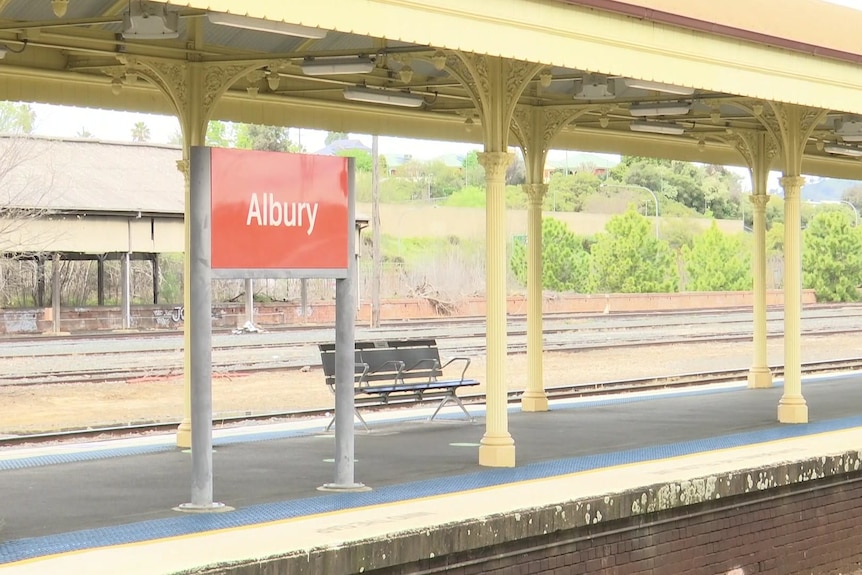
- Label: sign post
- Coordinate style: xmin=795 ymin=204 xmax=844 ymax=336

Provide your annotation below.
xmin=176 ymin=147 xmax=224 ymax=512
xmin=182 ymin=148 xmax=361 ymax=511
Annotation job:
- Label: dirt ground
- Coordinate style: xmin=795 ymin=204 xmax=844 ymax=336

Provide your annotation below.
xmin=1 ymin=333 xmax=859 ymax=434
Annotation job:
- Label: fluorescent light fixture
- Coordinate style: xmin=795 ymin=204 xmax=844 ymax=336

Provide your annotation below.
xmin=823 ymin=143 xmax=862 ymax=157
xmin=301 ymin=57 xmax=375 ymax=76
xmin=573 ymin=74 xmax=615 ymax=100
xmin=629 ymin=102 xmax=691 ymax=117
xmin=343 ymin=86 xmax=425 ymax=108
xmin=836 ymin=119 xmax=862 ymax=141
xmin=123 ymin=1 xmax=179 ymax=39
xmin=623 ymin=78 xmax=695 ymax=95
xmin=207 ymin=12 xmax=327 ymax=39
xmin=629 ymin=120 xmax=686 ymax=136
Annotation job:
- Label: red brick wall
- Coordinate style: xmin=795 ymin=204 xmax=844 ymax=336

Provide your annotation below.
xmin=0 ymin=290 xmax=816 ymax=334
xmin=371 ymin=476 xmax=862 ymax=575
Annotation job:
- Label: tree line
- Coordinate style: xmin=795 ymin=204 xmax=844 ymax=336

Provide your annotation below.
xmin=510 ymin=207 xmax=862 ymax=302
xmin=2 ymin=106 xmax=862 ymax=305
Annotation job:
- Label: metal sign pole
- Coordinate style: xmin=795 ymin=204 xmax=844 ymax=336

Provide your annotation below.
xmin=321 ymin=158 xmax=369 ymax=492
xmin=177 ymin=147 xmax=229 ymax=512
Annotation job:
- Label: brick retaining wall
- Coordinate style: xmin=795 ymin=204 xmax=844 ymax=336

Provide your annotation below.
xmin=380 ymin=475 xmax=862 ymax=575
xmin=197 ymin=451 xmax=862 ymax=575
xmin=0 ymin=290 xmax=816 ymax=335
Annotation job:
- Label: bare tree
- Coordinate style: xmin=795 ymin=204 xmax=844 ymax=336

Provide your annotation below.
xmin=0 ymin=136 xmax=59 ymax=305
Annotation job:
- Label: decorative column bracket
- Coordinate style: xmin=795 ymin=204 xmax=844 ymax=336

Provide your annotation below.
xmin=511 ymin=104 xmax=595 ymax=184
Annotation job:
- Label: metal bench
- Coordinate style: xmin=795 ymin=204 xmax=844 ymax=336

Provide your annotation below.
xmin=318 ymin=338 xmax=479 ymax=431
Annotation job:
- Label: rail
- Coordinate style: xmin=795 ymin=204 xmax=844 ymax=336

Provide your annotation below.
xmin=2 ymin=357 xmax=860 ymax=447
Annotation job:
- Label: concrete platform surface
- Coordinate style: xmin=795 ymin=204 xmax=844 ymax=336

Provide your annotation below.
xmin=0 ymin=371 xmax=861 ymax=574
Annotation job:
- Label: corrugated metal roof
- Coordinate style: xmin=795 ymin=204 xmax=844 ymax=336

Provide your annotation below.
xmin=0 ymin=136 xmax=183 ymax=214
xmin=203 ymin=25 xmax=310 ymax=55
xmin=313 ymin=138 xmax=371 ymax=155
xmin=0 ymin=0 xmax=109 ymax=20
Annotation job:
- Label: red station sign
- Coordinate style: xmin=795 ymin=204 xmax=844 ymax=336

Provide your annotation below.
xmin=209 ymin=148 xmax=350 ymax=271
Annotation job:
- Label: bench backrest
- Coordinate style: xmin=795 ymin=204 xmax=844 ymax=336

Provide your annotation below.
xmin=318 ymin=345 xmax=365 ymax=387
xmin=318 ymin=339 xmax=443 ymax=387
xmin=381 ymin=340 xmax=443 ymax=382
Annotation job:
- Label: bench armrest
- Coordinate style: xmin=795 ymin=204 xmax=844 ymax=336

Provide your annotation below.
xmin=402 ymin=357 xmax=442 ymax=384
xmin=362 ymin=360 xmax=406 ymax=387
xmin=439 ymin=356 xmax=472 ymax=383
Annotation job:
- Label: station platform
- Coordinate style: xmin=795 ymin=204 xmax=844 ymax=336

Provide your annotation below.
xmin=1 ymin=371 xmax=862 ymax=574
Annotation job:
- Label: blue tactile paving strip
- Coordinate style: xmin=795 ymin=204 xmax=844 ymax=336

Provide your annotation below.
xmin=0 ymin=444 xmax=175 ymax=471
xmin=2 ymin=412 xmax=861 ymax=566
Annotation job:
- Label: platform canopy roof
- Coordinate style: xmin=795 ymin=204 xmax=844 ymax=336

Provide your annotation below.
xmin=0 ymin=1 xmax=859 ymax=178
xmin=0 ymin=135 xmax=183 ymax=216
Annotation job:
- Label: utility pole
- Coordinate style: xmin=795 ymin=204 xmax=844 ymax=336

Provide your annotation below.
xmin=371 ymin=134 xmax=381 ymax=328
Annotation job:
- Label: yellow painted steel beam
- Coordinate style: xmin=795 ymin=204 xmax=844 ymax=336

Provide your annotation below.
xmin=0 ymin=217 xmax=184 ymax=253
xmin=167 ymin=0 xmax=862 ymax=115
xmin=611 ymin=0 xmax=862 ymax=58
xmin=2 ymin=64 xmax=859 ymax=181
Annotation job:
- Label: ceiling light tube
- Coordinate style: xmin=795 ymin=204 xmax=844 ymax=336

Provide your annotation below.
xmin=343 ymin=86 xmax=425 ymax=108
xmin=823 ymin=143 xmax=862 ymax=157
xmin=629 ymin=102 xmax=691 ymax=117
xmin=841 ymin=134 xmax=862 ymax=142
xmin=207 ymin=12 xmax=327 ymax=39
xmin=301 ymin=57 xmax=375 ymax=76
xmin=629 ymin=120 xmax=686 ymax=136
xmin=623 ymin=78 xmax=695 ymax=95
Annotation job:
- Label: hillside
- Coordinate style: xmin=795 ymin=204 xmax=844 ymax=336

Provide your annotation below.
xmin=801 ymin=177 xmax=859 ymax=201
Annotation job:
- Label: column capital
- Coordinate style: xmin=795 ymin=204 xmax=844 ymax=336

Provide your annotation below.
xmin=748 ymin=193 xmax=770 ymax=211
xmin=779 ymin=175 xmax=805 ymax=199
xmin=779 ymin=175 xmax=806 ymax=188
xmin=523 ymin=183 xmax=548 ymax=205
xmin=478 ymin=152 xmax=513 ymax=181
xmin=176 ymin=159 xmax=190 ymax=181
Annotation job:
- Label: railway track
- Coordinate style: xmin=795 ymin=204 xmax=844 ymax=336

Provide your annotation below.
xmin=4 ymin=304 xmax=862 ymax=360
xmin=3 ymin=357 xmax=859 ymax=447
xmin=1 ymin=326 xmax=860 ymax=387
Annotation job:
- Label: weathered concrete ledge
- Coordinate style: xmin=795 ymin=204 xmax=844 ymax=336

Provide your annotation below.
xmin=185 ymin=449 xmax=862 ymax=575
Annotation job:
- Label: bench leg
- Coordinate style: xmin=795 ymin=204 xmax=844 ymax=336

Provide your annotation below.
xmin=428 ymin=394 xmax=474 ymax=423
xmin=325 ymin=407 xmax=371 ymax=432
xmin=355 ymin=408 xmax=370 ymax=432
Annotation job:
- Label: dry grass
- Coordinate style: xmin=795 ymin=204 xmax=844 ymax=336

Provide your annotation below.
xmin=1 ymin=333 xmax=856 ymax=435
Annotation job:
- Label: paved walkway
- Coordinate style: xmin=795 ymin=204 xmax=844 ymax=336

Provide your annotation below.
xmin=1 ymin=370 xmax=861 ymax=573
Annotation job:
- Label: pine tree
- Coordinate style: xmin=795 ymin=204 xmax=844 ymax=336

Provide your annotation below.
xmin=510 ymin=218 xmax=590 ymax=292
xmin=588 ymin=206 xmax=678 ymax=293
xmin=802 ymin=211 xmax=862 ymax=302
xmin=682 ymin=222 xmax=751 ymax=291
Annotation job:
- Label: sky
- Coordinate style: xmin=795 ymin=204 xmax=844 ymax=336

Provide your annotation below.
xmin=28 ymin=103 xmax=484 ymax=159
xmin=28 ymin=101 xmax=618 ymax=175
